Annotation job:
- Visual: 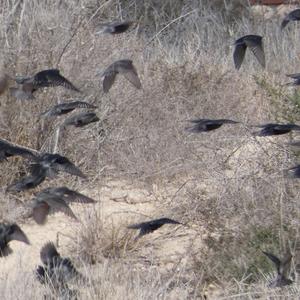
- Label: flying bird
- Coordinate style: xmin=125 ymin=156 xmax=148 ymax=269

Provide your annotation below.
xmin=128 ymin=217 xmax=181 ymax=238
xmin=61 ymin=112 xmax=99 ymax=128
xmin=36 ymin=242 xmax=84 ymax=294
xmin=0 ymin=139 xmax=38 ymax=162
xmin=233 ymin=35 xmax=265 ymax=70
xmin=281 ymin=9 xmax=300 ymax=30
xmin=253 ymin=123 xmax=300 ymax=136
xmin=40 ymin=101 xmax=97 ymax=118
xmin=96 ymin=20 xmax=133 ymax=35
xmin=0 ymin=223 xmax=30 ymax=256
xmin=185 ymin=119 xmax=239 ymax=133
xmin=31 ymin=153 xmax=86 ymax=179
xmin=99 ymin=59 xmax=142 ymax=93
xmin=262 ymin=250 xmax=293 ymax=288
xmin=11 ymin=69 xmax=80 ymax=100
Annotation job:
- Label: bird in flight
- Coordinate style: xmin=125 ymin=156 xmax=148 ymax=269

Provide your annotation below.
xmin=40 ymin=101 xmax=97 ymax=118
xmin=233 ymin=35 xmax=265 ymax=70
xmin=0 ymin=223 xmax=30 ymax=256
xmin=61 ymin=112 xmax=99 ymax=128
xmin=281 ymin=9 xmax=300 ymax=30
xmin=253 ymin=123 xmax=300 ymax=136
xmin=262 ymin=250 xmax=293 ymax=288
xmin=127 ymin=217 xmax=181 ymax=239
xmin=10 ymin=69 xmax=80 ymax=100
xmin=96 ymin=20 xmax=133 ymax=35
xmin=185 ymin=119 xmax=239 ymax=133
xmin=99 ymin=59 xmax=142 ymax=93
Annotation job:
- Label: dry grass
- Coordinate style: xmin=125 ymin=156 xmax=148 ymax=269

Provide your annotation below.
xmin=1 ymin=0 xmax=300 ymax=299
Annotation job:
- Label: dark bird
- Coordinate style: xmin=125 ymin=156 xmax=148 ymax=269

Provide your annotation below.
xmin=233 ymin=35 xmax=265 ymax=70
xmin=32 ymin=190 xmax=80 ymax=225
xmin=285 ymin=73 xmax=300 ymax=86
xmin=281 ymin=9 xmax=300 ymax=30
xmin=262 ymin=251 xmax=293 ymax=288
xmin=286 ymin=165 xmax=300 ymax=179
xmin=11 ymin=69 xmax=80 ymax=100
xmin=0 ymin=138 xmax=38 ymax=162
xmin=31 ymin=153 xmax=86 ymax=179
xmin=6 ymin=169 xmax=47 ymax=193
xmin=0 ymin=223 xmax=30 ymax=256
xmin=99 ymin=59 xmax=142 ymax=93
xmin=253 ymin=123 xmax=300 ymax=136
xmin=61 ymin=112 xmax=99 ymax=128
xmin=96 ymin=20 xmax=133 ymax=35
xmin=36 ymin=242 xmax=84 ymax=293
xmin=127 ymin=218 xmax=181 ymax=238
xmin=40 ymin=101 xmax=97 ymax=118
xmin=185 ymin=119 xmax=239 ymax=133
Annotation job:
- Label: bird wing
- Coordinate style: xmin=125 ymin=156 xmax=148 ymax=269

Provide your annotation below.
xmin=123 ymin=69 xmax=142 ymax=89
xmin=262 ymin=251 xmax=281 ymax=274
xmin=102 ymin=71 xmax=117 ymax=93
xmin=40 ymin=241 xmax=60 ymax=264
xmin=8 ymin=224 xmax=30 ymax=244
xmin=233 ymin=43 xmax=247 ymax=70
xmin=44 ymin=196 xmax=78 ymax=220
xmin=59 ymin=187 xmax=96 ymax=203
xmin=52 ymin=159 xmax=86 ymax=178
xmin=246 ymin=40 xmax=265 ymax=68
xmin=33 ymin=201 xmax=50 ymax=225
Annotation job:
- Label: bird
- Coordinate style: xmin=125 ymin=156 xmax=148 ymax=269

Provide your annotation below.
xmin=96 ymin=20 xmax=133 ymax=35
xmin=233 ymin=35 xmax=265 ymax=70
xmin=285 ymin=73 xmax=300 ymax=86
xmin=281 ymin=9 xmax=300 ymax=30
xmin=31 ymin=190 xmax=79 ymax=225
xmin=61 ymin=112 xmax=99 ymax=128
xmin=286 ymin=165 xmax=300 ymax=179
xmin=11 ymin=69 xmax=80 ymax=100
xmin=40 ymin=101 xmax=97 ymax=118
xmin=185 ymin=119 xmax=239 ymax=133
xmin=253 ymin=123 xmax=300 ymax=136
xmin=127 ymin=217 xmax=181 ymax=238
xmin=99 ymin=59 xmax=142 ymax=93
xmin=36 ymin=242 xmax=84 ymax=294
xmin=0 ymin=223 xmax=30 ymax=256
xmin=6 ymin=169 xmax=47 ymax=192
xmin=30 ymin=153 xmax=86 ymax=179
xmin=0 ymin=138 xmax=38 ymax=162
xmin=262 ymin=250 xmax=293 ymax=288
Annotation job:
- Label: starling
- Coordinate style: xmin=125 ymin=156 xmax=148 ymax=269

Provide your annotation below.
xmin=0 ymin=223 xmax=30 ymax=256
xmin=262 ymin=251 xmax=293 ymax=288
xmin=100 ymin=59 xmax=141 ymax=93
xmin=185 ymin=119 xmax=239 ymax=133
xmin=281 ymin=9 xmax=300 ymax=30
xmin=253 ymin=123 xmax=300 ymax=136
xmin=61 ymin=112 xmax=99 ymax=128
xmin=40 ymin=101 xmax=97 ymax=118
xmin=233 ymin=35 xmax=265 ymax=70
xmin=128 ymin=217 xmax=181 ymax=238
xmin=96 ymin=20 xmax=133 ymax=35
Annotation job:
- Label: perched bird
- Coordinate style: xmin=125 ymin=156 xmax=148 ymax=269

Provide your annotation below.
xmin=0 ymin=138 xmax=38 ymax=162
xmin=61 ymin=112 xmax=99 ymax=128
xmin=253 ymin=123 xmax=300 ymax=136
xmin=11 ymin=69 xmax=80 ymax=100
xmin=0 ymin=223 xmax=30 ymax=256
xmin=36 ymin=242 xmax=84 ymax=294
xmin=286 ymin=165 xmax=300 ymax=179
xmin=31 ymin=153 xmax=86 ymax=179
xmin=128 ymin=217 xmax=181 ymax=238
xmin=281 ymin=9 xmax=300 ymax=30
xmin=185 ymin=119 xmax=239 ymax=133
xmin=6 ymin=169 xmax=47 ymax=193
xmin=233 ymin=35 xmax=265 ymax=70
xmin=96 ymin=20 xmax=133 ymax=35
xmin=99 ymin=59 xmax=142 ymax=93
xmin=262 ymin=251 xmax=293 ymax=288
xmin=32 ymin=190 xmax=79 ymax=224
xmin=285 ymin=73 xmax=300 ymax=86
xmin=39 ymin=186 xmax=96 ymax=204
xmin=40 ymin=101 xmax=97 ymax=118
